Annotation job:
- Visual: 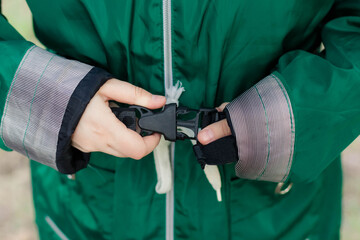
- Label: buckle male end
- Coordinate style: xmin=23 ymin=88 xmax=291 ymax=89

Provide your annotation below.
xmin=112 ymin=103 xmax=224 ymax=142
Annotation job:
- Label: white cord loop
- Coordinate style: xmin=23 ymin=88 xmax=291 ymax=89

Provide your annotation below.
xmin=154 ymin=80 xmax=184 ymax=194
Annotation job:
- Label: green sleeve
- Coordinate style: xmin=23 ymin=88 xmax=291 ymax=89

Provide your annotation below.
xmin=0 ymin=11 xmax=35 ymax=151
xmin=0 ymin=6 xmax=112 ymax=173
xmin=275 ymin=0 xmax=360 ymax=183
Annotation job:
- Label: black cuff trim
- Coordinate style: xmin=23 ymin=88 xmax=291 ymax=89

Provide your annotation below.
xmin=56 ymin=67 xmax=113 ymax=174
xmin=224 ymin=107 xmax=236 ymax=139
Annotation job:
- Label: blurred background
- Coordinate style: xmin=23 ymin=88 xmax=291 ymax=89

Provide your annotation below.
xmin=0 ymin=0 xmax=359 ymax=239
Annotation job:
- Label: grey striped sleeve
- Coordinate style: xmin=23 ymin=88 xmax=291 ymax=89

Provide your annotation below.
xmin=0 ymin=46 xmax=92 ymax=171
xmin=225 ymin=74 xmax=295 ymax=182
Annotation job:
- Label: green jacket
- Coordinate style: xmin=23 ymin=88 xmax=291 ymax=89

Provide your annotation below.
xmin=1 ymin=0 xmax=359 ymax=239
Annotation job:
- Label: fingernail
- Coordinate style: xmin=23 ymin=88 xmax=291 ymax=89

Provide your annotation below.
xmin=152 ymin=95 xmax=165 ymax=102
xmin=200 ymin=129 xmax=214 ymax=143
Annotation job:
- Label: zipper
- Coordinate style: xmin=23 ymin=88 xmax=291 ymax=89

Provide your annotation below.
xmin=163 ymin=0 xmax=174 ymax=240
xmin=163 ymin=0 xmax=173 ymax=97
xmin=166 ymin=143 xmax=175 ymax=240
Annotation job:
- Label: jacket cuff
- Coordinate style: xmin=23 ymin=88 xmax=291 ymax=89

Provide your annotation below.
xmin=224 ymin=74 xmax=295 ymax=182
xmin=0 ymin=46 xmax=112 ymax=173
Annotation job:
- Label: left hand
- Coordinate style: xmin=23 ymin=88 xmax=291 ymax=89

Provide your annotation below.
xmin=197 ymin=102 xmax=232 ymax=145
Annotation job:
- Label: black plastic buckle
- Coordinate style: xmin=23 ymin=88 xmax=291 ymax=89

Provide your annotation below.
xmin=111 ymin=103 xmax=238 ymax=168
xmin=111 ymin=103 xmax=224 ymax=141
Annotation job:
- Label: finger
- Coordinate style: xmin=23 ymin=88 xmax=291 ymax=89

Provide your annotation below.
xmin=99 ymin=79 xmax=166 ymax=109
xmin=140 ymin=133 xmax=162 ymax=157
xmin=102 ymin=134 xmax=161 ymax=159
xmin=197 ymin=119 xmax=231 ymax=145
xmin=215 ymin=102 xmax=229 ymax=112
xmin=106 ymin=113 xmax=161 ymax=159
xmin=112 ymin=131 xmax=161 ymax=160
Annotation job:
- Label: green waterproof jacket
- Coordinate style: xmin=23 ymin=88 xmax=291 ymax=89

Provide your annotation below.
xmin=1 ymin=0 xmax=360 ymax=239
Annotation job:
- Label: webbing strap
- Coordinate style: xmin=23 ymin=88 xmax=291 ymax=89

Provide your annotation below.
xmin=193 ymin=136 xmax=238 ymax=169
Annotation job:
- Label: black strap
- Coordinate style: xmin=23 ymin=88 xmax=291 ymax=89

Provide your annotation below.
xmin=193 ymin=136 xmax=238 ymax=169
xmin=192 ymin=110 xmax=239 ymax=168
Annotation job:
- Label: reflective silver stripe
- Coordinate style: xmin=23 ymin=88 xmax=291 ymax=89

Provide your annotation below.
xmin=0 ymin=46 xmax=92 ymax=170
xmin=45 ymin=216 xmax=69 ymax=240
xmin=163 ymin=0 xmax=173 ymax=97
xmin=166 ymin=142 xmax=175 ymax=240
xmin=163 ymin=0 xmax=175 ymax=240
xmin=226 ymin=74 xmax=295 ymax=182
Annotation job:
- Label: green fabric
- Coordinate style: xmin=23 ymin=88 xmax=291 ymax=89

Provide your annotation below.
xmin=275 ymin=3 xmax=360 ymax=183
xmin=0 ymin=0 xmax=358 ymax=239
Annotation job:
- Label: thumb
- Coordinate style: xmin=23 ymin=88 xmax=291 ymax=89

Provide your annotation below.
xmin=99 ymin=79 xmax=166 ymax=109
xmin=197 ymin=119 xmax=232 ymax=145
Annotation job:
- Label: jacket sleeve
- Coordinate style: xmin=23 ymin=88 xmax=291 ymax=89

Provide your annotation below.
xmin=224 ymin=0 xmax=360 ymax=183
xmin=0 ymin=11 xmax=112 ymax=174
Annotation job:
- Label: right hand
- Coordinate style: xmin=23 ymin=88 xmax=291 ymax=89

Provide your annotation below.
xmin=71 ymin=78 xmax=166 ymax=159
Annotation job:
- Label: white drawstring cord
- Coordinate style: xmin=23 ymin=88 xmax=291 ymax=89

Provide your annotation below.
xmin=165 ymin=81 xmax=184 ymax=104
xmin=154 ymin=136 xmax=173 ymax=193
xmin=153 ymin=81 xmax=222 ymax=202
xmin=204 ymin=165 xmax=222 ymax=202
xmin=154 ymin=81 xmax=184 ymax=194
xmin=176 ymin=126 xmax=222 ymax=202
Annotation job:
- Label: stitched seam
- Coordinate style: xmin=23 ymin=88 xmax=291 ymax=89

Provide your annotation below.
xmin=0 ymin=46 xmax=36 ymax=146
xmin=22 ymin=55 xmax=55 ymax=159
xmin=254 ymin=86 xmax=270 ymax=181
xmin=271 ymin=74 xmax=295 ymax=182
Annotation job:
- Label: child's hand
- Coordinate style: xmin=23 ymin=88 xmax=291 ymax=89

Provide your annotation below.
xmin=71 ymin=79 xmax=166 ymax=159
